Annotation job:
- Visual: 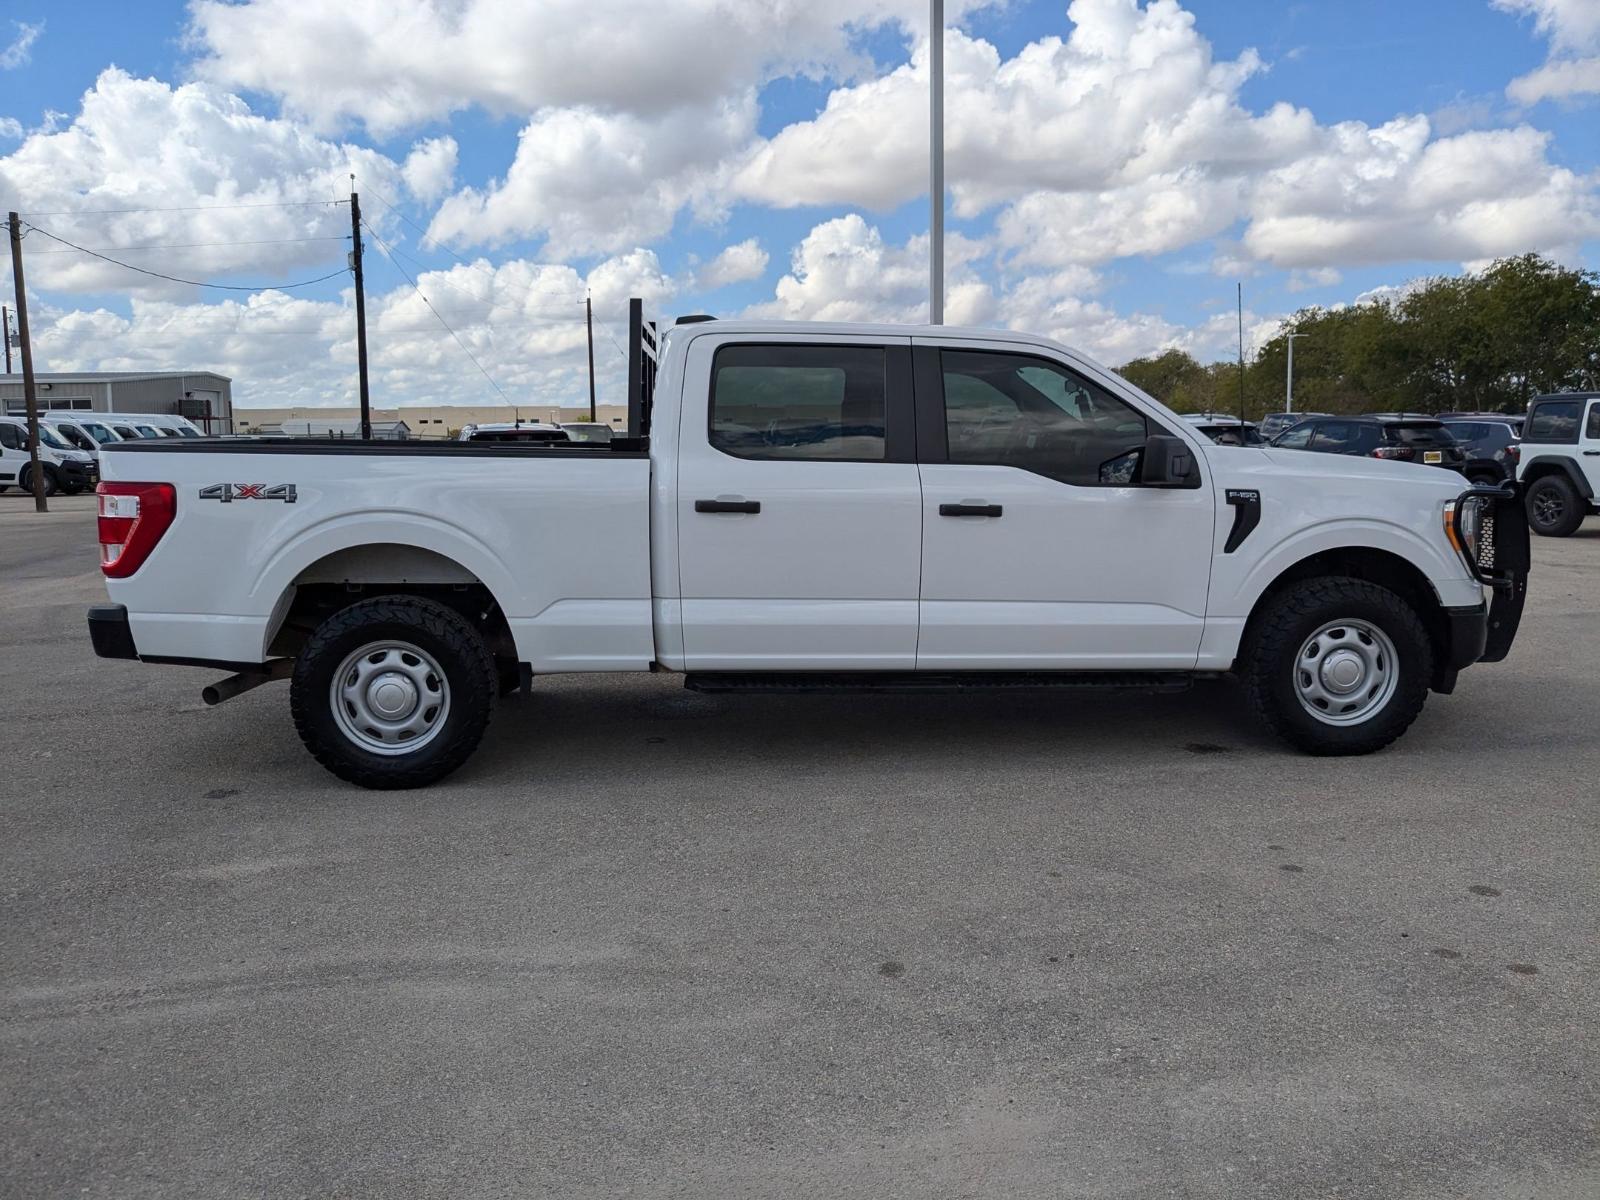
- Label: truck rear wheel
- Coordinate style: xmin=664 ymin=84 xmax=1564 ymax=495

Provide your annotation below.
xmin=1243 ymin=577 xmax=1432 ymax=756
xmin=1524 ymin=474 xmax=1585 ymax=537
xmin=290 ymin=595 xmax=496 ymax=789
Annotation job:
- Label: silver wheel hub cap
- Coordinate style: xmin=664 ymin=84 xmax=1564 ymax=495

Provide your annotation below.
xmin=1294 ymin=619 xmax=1399 ymax=727
xmin=330 ymin=641 xmax=450 ymax=755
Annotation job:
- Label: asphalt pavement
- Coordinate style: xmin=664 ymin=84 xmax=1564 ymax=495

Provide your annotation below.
xmin=3 ymin=492 xmax=1598 ymax=1198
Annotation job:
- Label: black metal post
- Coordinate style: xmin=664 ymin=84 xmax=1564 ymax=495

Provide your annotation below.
xmin=350 ymin=191 xmax=372 ymax=440
xmin=586 ymin=294 xmax=597 ymax=423
xmin=626 ymin=298 xmax=642 ymax=438
xmin=8 ymin=212 xmax=46 ymax=512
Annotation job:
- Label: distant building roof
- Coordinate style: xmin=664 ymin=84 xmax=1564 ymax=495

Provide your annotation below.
xmin=0 ymin=371 xmax=231 ymax=384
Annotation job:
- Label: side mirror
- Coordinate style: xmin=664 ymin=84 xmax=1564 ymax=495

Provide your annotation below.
xmin=1141 ymin=434 xmax=1201 ymax=488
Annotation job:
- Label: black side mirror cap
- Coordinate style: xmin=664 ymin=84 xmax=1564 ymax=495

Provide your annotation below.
xmin=1141 ymin=434 xmax=1202 ymax=488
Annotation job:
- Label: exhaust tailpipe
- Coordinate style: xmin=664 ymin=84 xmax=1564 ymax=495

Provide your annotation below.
xmin=202 ymin=659 xmax=294 ymax=706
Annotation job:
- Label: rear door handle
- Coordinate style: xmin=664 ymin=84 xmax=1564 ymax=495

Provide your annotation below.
xmin=939 ymin=503 xmax=1003 ymax=517
xmin=1584 ymin=450 xmax=1600 ymax=456
xmin=695 ymin=498 xmax=761 ymax=514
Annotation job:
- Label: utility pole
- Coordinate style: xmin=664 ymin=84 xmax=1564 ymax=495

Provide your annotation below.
xmin=3 ymin=304 xmax=11 ymax=373
xmin=929 ymin=0 xmax=945 ymax=325
xmin=8 ymin=213 xmax=47 ymax=512
xmin=349 ymin=187 xmax=372 ymax=440
xmin=1236 ymin=282 xmax=1246 ymax=425
xmin=1285 ymin=331 xmax=1307 ymax=414
xmin=585 ymin=293 xmax=597 ymax=422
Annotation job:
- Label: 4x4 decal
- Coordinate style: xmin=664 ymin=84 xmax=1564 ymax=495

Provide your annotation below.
xmin=199 ymin=483 xmax=297 ymax=503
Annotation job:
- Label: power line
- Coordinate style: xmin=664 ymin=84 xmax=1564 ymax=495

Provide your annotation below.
xmin=19 ymin=199 xmax=349 ymax=217
xmin=21 ymin=222 xmax=350 ymax=292
xmin=360 ymin=219 xmax=511 ymax=404
xmin=28 ymin=235 xmax=350 ymax=255
xmin=361 ymin=188 xmax=588 ymax=308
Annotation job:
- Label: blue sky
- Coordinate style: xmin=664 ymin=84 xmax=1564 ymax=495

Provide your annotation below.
xmin=1 ymin=0 xmax=1596 ymax=408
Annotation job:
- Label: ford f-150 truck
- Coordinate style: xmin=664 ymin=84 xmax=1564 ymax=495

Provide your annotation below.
xmin=87 ymin=307 xmax=1530 ymax=788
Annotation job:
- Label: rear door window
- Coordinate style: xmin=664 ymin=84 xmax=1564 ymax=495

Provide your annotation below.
xmin=1526 ymin=400 xmax=1581 ymax=444
xmin=1387 ymin=423 xmax=1455 ymax=446
xmin=711 ymin=344 xmax=887 ymax=461
xmin=1310 ymin=422 xmax=1356 ymax=453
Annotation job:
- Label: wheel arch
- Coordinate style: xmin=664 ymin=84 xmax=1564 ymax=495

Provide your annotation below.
xmin=263 ymin=542 xmax=517 ymax=665
xmin=1238 ymin=546 xmax=1457 ymax=691
xmin=1521 ymin=455 xmax=1593 ymax=498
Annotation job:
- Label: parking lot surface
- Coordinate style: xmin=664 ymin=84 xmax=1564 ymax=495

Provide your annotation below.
xmin=4 ymin=493 xmax=1598 ymax=1198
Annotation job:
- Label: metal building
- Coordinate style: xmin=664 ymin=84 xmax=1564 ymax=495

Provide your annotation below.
xmin=0 ymin=371 xmax=234 ymax=434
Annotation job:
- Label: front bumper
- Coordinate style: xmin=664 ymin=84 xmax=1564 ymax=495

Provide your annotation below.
xmin=56 ymin=459 xmax=99 ymax=489
xmin=1451 ymin=482 xmax=1530 ymax=665
xmin=87 ymin=604 xmax=138 ymax=660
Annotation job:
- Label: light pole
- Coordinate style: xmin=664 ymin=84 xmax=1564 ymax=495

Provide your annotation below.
xmin=929 ymin=0 xmax=944 ymax=325
xmin=1285 ymin=331 xmax=1307 ymax=413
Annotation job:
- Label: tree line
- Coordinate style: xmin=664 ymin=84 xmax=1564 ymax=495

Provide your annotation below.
xmin=1119 ymin=254 xmax=1600 ymax=418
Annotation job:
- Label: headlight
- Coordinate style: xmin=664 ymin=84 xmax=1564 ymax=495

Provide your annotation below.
xmin=1444 ymin=497 xmax=1492 ymax=575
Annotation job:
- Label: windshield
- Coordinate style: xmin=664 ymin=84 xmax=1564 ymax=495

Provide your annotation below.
xmin=135 ymin=425 xmax=162 ymax=438
xmin=80 ymin=422 xmax=118 ymax=443
xmin=114 ymin=425 xmax=142 ymax=438
xmin=36 ymin=424 xmax=73 ymax=451
xmin=176 ymin=426 xmax=201 ymax=437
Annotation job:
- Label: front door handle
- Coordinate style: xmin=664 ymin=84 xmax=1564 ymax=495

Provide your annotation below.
xmin=695 ymin=498 xmax=761 ymax=514
xmin=1584 ymin=450 xmax=1600 ymax=456
xmin=939 ymin=503 xmax=1003 ymax=517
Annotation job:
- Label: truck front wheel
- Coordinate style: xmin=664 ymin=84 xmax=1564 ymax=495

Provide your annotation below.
xmin=291 ymin=595 xmax=496 ymax=789
xmin=1243 ymin=577 xmax=1433 ymax=756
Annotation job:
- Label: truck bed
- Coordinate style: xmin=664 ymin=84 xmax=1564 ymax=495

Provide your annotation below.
xmin=96 ymin=438 xmax=655 ymax=671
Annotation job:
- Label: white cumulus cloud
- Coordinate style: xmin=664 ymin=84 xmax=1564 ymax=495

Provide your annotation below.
xmin=0 ymin=69 xmax=405 ymax=296
xmin=402 ymin=136 xmax=458 ymax=203
xmin=1497 ymin=0 xmax=1600 ymax=104
xmin=695 ymin=239 xmax=769 ymax=289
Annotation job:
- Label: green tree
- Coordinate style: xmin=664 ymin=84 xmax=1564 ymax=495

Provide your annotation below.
xmin=1120 ymin=254 xmax=1600 ymax=417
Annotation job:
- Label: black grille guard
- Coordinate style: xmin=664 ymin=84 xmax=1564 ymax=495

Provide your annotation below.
xmin=1452 ymin=481 xmax=1529 ymax=664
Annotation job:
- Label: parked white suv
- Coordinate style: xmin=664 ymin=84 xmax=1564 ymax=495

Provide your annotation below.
xmin=87 ymin=309 xmax=1529 ymax=787
xmin=1517 ymin=392 xmax=1600 ymax=536
xmin=0 ymin=416 xmax=100 ymax=495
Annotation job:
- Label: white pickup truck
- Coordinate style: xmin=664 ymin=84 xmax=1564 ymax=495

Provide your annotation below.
xmin=87 ymin=309 xmax=1530 ymax=788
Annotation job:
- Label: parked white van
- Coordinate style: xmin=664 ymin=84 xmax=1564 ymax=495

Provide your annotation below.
xmin=0 ymin=415 xmax=100 ymax=495
xmin=41 ymin=413 xmax=127 ymax=461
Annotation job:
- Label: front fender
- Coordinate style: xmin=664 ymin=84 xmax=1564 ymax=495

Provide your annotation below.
xmin=1217 ymin=515 xmax=1478 ymax=619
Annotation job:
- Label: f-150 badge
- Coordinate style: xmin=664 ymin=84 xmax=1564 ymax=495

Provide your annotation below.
xmin=199 ymin=483 xmax=297 ymax=503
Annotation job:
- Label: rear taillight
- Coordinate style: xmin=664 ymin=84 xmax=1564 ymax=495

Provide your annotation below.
xmin=1505 ymin=444 xmax=1520 ymax=463
xmin=1371 ymin=446 xmax=1414 ymax=460
xmin=97 ymin=482 xmax=176 ymax=578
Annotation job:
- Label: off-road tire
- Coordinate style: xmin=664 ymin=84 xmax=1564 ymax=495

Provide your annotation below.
xmin=1524 ymin=473 xmax=1585 ymax=537
xmin=1243 ymin=576 xmax=1432 ymax=756
xmin=291 ymin=595 xmax=496 ymax=789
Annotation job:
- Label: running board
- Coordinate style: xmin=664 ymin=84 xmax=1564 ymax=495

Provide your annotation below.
xmin=683 ymin=671 xmax=1193 ymax=695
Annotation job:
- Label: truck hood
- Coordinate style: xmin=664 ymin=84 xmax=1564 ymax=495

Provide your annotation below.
xmin=1253 ymin=446 xmax=1462 ymax=493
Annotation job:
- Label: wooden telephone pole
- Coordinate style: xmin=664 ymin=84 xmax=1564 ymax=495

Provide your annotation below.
xmin=3 ymin=304 xmax=11 ymax=374
xmin=8 ymin=212 xmax=47 ymax=512
xmin=349 ymin=188 xmax=372 ymax=440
